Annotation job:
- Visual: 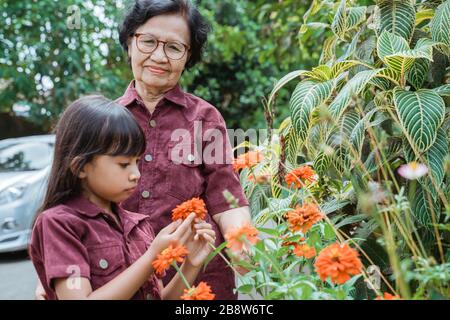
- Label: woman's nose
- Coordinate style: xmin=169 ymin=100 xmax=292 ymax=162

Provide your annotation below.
xmin=150 ymin=43 xmax=168 ymax=62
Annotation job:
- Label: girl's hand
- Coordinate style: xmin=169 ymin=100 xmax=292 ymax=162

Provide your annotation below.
xmin=185 ymin=218 xmax=216 ymax=267
xmin=150 ymin=213 xmax=196 ymax=255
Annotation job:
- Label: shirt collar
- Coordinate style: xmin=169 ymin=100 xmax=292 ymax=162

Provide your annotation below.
xmin=117 ymin=80 xmax=188 ymax=109
xmin=65 ymin=194 xmax=149 ymax=226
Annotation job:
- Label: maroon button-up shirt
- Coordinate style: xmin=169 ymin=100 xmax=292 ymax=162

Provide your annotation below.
xmin=117 ymin=81 xmax=249 ymax=300
xmin=29 ymin=195 xmax=161 ymax=300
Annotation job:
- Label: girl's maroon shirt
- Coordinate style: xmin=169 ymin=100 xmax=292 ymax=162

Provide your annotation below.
xmin=30 ymin=195 xmax=162 ymax=300
xmin=116 ymin=81 xmax=249 ymax=299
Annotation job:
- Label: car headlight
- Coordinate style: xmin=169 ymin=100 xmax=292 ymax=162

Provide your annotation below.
xmin=0 ymin=182 xmax=29 ymax=205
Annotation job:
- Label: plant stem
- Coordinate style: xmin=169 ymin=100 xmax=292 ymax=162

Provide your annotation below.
xmin=172 ymin=262 xmax=191 ymax=290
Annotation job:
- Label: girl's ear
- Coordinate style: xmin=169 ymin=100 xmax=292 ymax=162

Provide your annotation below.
xmin=70 ymin=157 xmax=87 ymax=179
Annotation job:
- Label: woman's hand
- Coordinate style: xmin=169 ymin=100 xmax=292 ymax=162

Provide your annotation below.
xmin=185 ymin=218 xmax=216 ymax=267
xmin=150 ymin=213 xmax=196 ymax=255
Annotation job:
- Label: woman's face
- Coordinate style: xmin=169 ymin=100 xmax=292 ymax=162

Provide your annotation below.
xmin=128 ymin=13 xmax=191 ymax=93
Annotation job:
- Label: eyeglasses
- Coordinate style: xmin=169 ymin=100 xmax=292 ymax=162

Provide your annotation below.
xmin=134 ymin=33 xmax=190 ymax=60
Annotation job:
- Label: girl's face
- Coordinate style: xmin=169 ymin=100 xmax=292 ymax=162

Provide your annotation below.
xmin=128 ymin=13 xmax=191 ymax=93
xmin=79 ymin=155 xmax=141 ymax=205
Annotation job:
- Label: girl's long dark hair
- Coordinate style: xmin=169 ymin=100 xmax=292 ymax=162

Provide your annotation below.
xmin=39 ymin=95 xmax=146 ymax=212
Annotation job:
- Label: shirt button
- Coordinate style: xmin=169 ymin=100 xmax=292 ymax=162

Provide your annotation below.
xmin=142 ymin=190 xmax=150 ymax=199
xmin=146 ymin=293 xmax=153 ymax=300
xmin=149 ymin=120 xmax=156 ymax=128
xmin=187 ymin=154 xmax=195 ymax=162
xmin=99 ymin=259 xmax=109 ymax=269
xmin=144 ymin=154 xmax=153 ymax=162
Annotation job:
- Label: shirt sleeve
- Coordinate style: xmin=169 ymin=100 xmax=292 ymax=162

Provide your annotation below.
xmin=201 ymin=117 xmax=249 ymax=216
xmin=31 ymin=213 xmax=91 ymax=289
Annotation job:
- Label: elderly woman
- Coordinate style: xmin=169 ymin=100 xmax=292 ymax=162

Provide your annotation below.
xmin=116 ymin=0 xmax=250 ymax=300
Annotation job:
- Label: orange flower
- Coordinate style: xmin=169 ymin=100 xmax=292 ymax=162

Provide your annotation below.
xmin=151 ymin=244 xmax=189 ymax=276
xmin=172 ymin=197 xmax=207 ymax=221
xmin=286 ymin=203 xmax=323 ymax=233
xmin=376 ymin=292 xmax=401 ymax=300
xmin=232 ymin=151 xmax=263 ymax=172
xmin=314 ymin=242 xmax=362 ymax=285
xmin=225 ymin=223 xmax=259 ymax=252
xmin=181 ymin=282 xmax=216 ymax=300
xmin=280 ymin=235 xmax=305 ymax=248
xmin=293 ymin=244 xmax=316 ymax=259
xmin=285 ymin=165 xmax=316 ymax=189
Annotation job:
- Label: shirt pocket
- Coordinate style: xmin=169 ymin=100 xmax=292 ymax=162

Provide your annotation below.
xmin=87 ymin=243 xmax=126 ymax=287
xmin=166 ymin=140 xmax=204 ymax=201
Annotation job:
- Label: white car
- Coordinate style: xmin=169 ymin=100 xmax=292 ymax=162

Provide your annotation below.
xmin=0 ymin=135 xmax=54 ymax=253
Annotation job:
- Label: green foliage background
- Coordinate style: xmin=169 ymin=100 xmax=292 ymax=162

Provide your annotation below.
xmin=0 ymin=0 xmax=328 ymax=132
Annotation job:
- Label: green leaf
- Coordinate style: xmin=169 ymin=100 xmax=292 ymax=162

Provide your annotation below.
xmin=394 ymin=88 xmax=445 ymax=153
xmin=267 ymin=70 xmax=308 ymax=111
xmin=329 ymin=69 xmax=380 ymax=120
xmin=320 ymin=35 xmax=338 ymax=64
xmin=331 ymin=60 xmax=364 ymax=79
xmin=430 ymin=0 xmax=450 ymax=47
xmin=320 ymin=198 xmax=351 ymax=215
xmin=407 ymin=58 xmax=430 ymax=89
xmin=411 ymin=184 xmax=441 ymax=228
xmin=377 ymin=31 xmax=435 ymax=74
xmin=324 ymin=223 xmax=336 ymax=240
xmin=313 ymin=150 xmax=332 ymax=176
xmin=332 ymin=0 xmax=347 ymax=40
xmin=346 ymin=7 xmax=367 ymax=30
xmin=290 ymin=79 xmax=335 ymax=143
xmin=350 ymin=108 xmax=378 ymax=159
xmin=378 ymin=0 xmax=416 ymax=41
xmin=432 ymin=83 xmax=450 ymax=96
xmin=405 ymin=128 xmax=448 ymax=194
xmin=203 ymin=241 xmax=228 ymax=271
xmin=237 ymin=284 xmax=254 ymax=294
xmin=304 ymin=65 xmax=332 ymax=81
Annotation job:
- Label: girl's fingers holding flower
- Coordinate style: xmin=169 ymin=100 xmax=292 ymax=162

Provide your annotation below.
xmin=172 ymin=213 xmax=195 ymax=237
xmin=202 ymin=233 xmax=215 ymax=244
xmin=194 ymin=222 xmax=212 ymax=230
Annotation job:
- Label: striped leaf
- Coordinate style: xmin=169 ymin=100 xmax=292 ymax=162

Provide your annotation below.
xmin=313 ymin=150 xmax=332 ymax=176
xmin=350 ymin=108 xmax=378 ymax=158
xmin=346 ymin=6 xmax=367 ymax=30
xmin=290 ymin=79 xmax=335 ymax=143
xmin=432 ymin=83 xmax=450 ymax=96
xmin=407 ymin=58 xmax=430 ymax=89
xmin=304 ymin=65 xmax=332 ymax=81
xmin=267 ymin=70 xmax=308 ymax=110
xmin=411 ymin=184 xmax=441 ymax=228
xmin=394 ymin=88 xmax=445 ymax=153
xmin=331 ymin=60 xmax=363 ymax=79
xmin=320 ymin=35 xmax=338 ymax=64
xmin=331 ymin=0 xmax=347 ymax=40
xmin=415 ymin=8 xmax=435 ymax=26
xmin=378 ymin=31 xmax=435 ymax=74
xmin=430 ymin=0 xmax=450 ymax=47
xmin=377 ymin=0 xmax=416 ymax=41
xmin=329 ymin=69 xmax=381 ymax=120
xmin=376 ymin=67 xmax=401 ymax=86
xmin=404 ymin=128 xmax=448 ymax=195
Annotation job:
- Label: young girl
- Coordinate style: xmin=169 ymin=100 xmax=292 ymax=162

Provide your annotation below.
xmin=29 ymin=95 xmax=215 ymax=300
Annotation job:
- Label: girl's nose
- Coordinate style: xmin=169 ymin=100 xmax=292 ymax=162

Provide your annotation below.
xmin=129 ymin=168 xmax=141 ymax=181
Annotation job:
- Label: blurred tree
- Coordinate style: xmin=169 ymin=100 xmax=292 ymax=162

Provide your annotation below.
xmin=0 ymin=0 xmax=324 ymax=131
xmin=0 ymin=0 xmax=131 ymax=129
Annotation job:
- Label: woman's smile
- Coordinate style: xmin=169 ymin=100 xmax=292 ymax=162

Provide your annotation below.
xmin=147 ymin=65 xmax=168 ymax=75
